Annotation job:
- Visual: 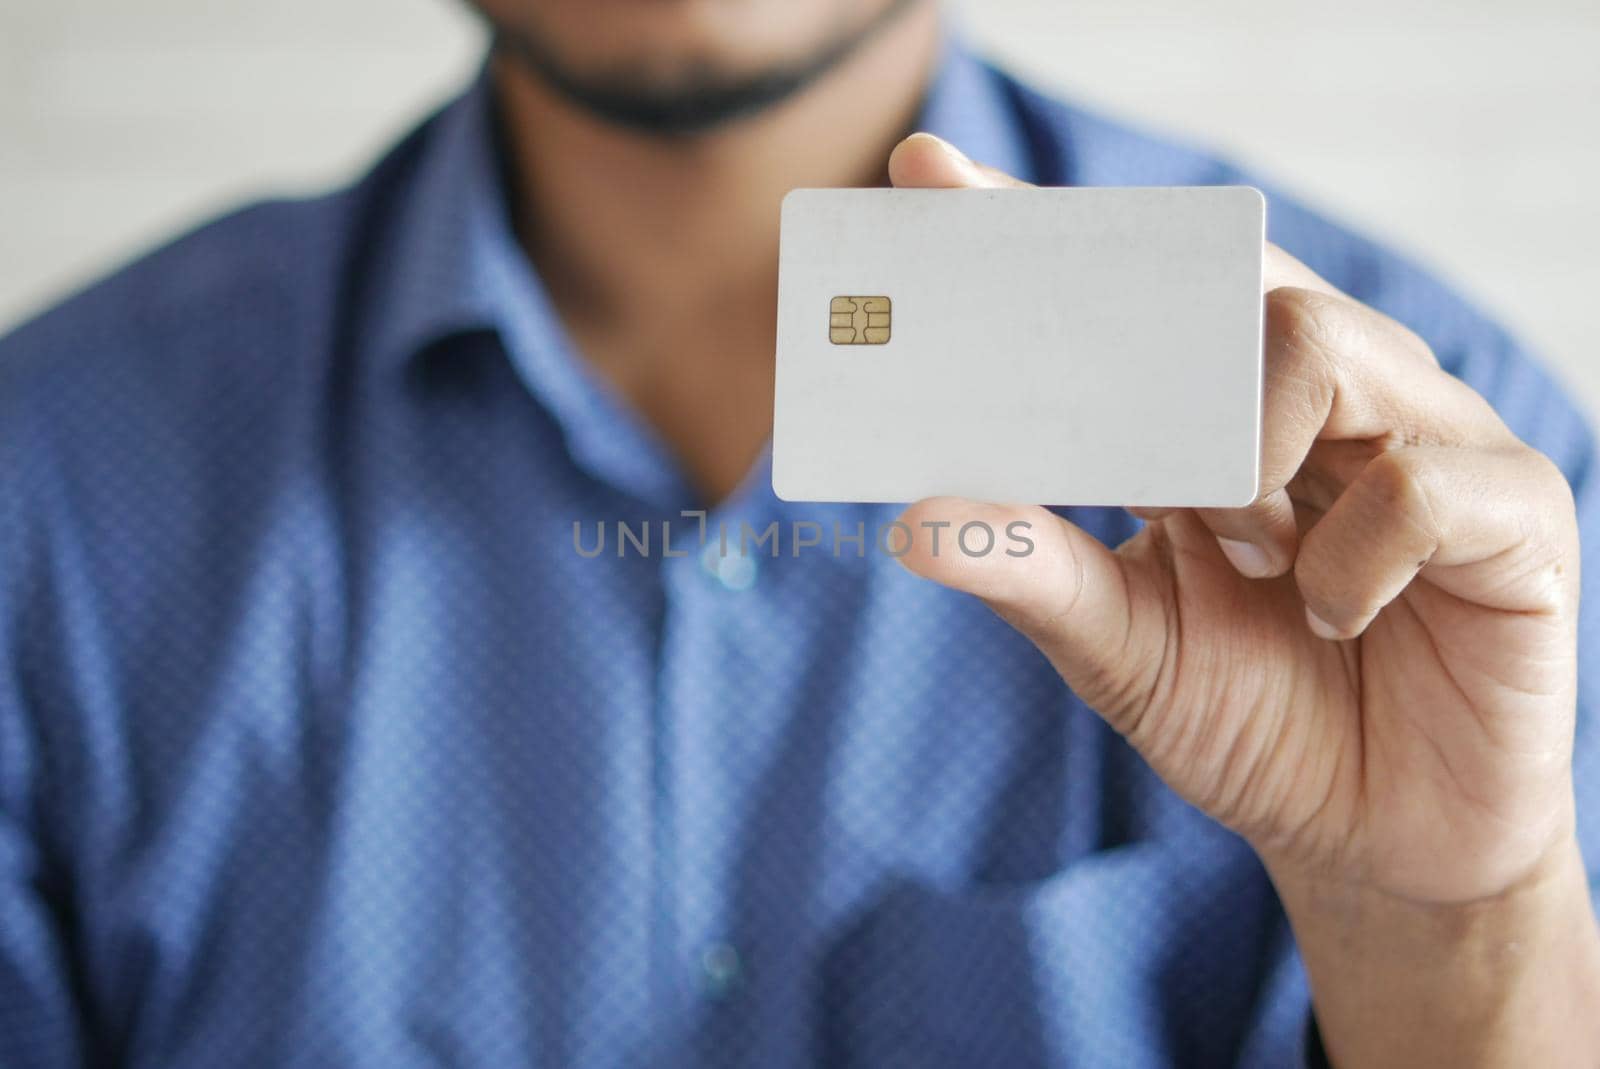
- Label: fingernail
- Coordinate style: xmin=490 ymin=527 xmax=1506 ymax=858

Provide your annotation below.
xmin=930 ymin=134 xmax=971 ymax=164
xmin=1217 ymin=537 xmax=1275 ymax=579
xmin=911 ymin=132 xmax=979 ymax=177
xmin=1305 ymin=606 xmax=1343 ymax=640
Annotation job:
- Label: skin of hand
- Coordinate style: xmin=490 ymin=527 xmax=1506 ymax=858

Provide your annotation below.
xmin=886 ymin=133 xmax=1600 ymax=1067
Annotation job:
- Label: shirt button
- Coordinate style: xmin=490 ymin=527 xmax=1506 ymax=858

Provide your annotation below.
xmin=701 ymin=542 xmax=758 ymax=591
xmin=699 ymin=942 xmax=743 ymax=999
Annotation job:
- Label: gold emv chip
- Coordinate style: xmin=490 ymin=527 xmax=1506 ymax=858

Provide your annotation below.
xmin=829 ymin=296 xmax=891 ymax=345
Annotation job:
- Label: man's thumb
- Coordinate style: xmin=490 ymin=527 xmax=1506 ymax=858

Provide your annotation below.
xmin=895 ymin=498 xmax=1152 ymax=723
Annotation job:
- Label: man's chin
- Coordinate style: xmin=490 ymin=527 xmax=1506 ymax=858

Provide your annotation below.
xmin=486 ymin=0 xmax=922 ymax=135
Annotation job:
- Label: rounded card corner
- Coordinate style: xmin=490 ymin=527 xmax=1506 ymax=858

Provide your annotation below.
xmin=769 ymin=466 xmax=803 ymax=503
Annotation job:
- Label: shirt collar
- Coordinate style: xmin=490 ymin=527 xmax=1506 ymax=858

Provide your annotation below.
xmin=369 ymin=72 xmax=520 ymax=370
xmin=375 ymin=34 xmax=1031 ymax=369
xmin=371 ymin=34 xmax=1034 ymax=507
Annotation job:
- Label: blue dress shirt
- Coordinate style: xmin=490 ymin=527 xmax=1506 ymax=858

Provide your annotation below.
xmin=2 ymin=39 xmax=1597 ymax=1069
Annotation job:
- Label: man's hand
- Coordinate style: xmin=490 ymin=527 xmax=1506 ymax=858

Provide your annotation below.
xmin=886 ymin=132 xmax=1600 ymax=1067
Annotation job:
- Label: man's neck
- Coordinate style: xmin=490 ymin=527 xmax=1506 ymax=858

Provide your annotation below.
xmin=488 ymin=4 xmax=942 ymax=504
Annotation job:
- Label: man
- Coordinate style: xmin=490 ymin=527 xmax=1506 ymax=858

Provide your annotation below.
xmin=1 ymin=0 xmax=1596 ymax=1065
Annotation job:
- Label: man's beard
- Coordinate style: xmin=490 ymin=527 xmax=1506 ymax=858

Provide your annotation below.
xmin=487 ymin=0 xmax=923 ymax=136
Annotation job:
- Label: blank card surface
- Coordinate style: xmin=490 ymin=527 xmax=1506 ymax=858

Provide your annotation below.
xmin=772 ymin=186 xmax=1265 ymax=507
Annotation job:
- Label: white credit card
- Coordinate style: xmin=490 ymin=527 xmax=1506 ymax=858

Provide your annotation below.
xmin=771 ymin=186 xmax=1265 ymax=507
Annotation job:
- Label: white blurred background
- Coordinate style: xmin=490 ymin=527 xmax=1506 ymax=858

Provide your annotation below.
xmin=1 ymin=0 xmax=1596 ymax=410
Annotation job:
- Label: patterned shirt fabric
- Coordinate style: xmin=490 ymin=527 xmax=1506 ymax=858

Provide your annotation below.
xmin=2 ymin=36 xmax=1598 ymax=1069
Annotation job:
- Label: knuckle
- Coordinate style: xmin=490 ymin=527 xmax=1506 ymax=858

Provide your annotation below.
xmin=1360 ymin=449 xmax=1437 ymax=537
xmin=1525 ymin=447 xmax=1576 ymax=513
xmin=1437 ymin=376 xmax=1514 ymax=443
xmin=1266 ymin=286 xmax=1340 ymax=352
xmin=1517 ymin=448 xmax=1581 ymax=576
xmin=1370 ymin=310 xmax=1439 ymax=368
xmin=1394 ymin=322 xmax=1440 ymax=367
